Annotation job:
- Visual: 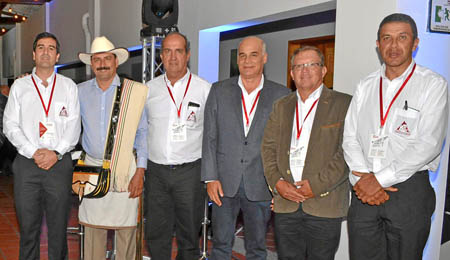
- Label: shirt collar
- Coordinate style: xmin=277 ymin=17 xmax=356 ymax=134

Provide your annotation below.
xmin=31 ymin=67 xmax=56 ymax=85
xmin=164 ymin=69 xmax=190 ymax=88
xmin=296 ymin=84 xmax=323 ymax=104
xmin=381 ymin=60 xmax=416 ymax=82
xmin=238 ymin=74 xmax=264 ymax=95
xmin=93 ymin=74 xmax=120 ymax=92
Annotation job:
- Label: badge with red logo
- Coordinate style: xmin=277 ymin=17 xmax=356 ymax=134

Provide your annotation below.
xmin=395 ymin=121 xmax=410 ymax=136
xmin=59 ymin=106 xmax=68 ymax=117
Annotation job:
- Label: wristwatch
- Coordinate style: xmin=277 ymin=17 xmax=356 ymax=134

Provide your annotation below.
xmin=54 ymin=151 xmax=63 ymax=161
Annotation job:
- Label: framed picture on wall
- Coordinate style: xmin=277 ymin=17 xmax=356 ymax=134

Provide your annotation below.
xmin=429 ymin=0 xmax=450 ymax=33
xmin=230 ymin=49 xmax=239 ymax=77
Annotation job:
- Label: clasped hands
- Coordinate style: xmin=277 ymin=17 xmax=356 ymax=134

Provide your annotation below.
xmin=32 ymin=148 xmax=58 ymax=170
xmin=352 ymin=171 xmax=398 ymax=205
xmin=275 ymin=179 xmax=314 ymax=203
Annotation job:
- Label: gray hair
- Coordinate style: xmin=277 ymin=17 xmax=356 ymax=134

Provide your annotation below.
xmin=290 ymin=45 xmax=324 ymax=69
xmin=238 ymin=36 xmax=266 ymax=54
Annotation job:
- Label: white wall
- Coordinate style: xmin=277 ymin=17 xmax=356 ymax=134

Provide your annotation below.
xmin=47 ymin=0 xmax=89 ymax=64
xmin=17 ymin=6 xmax=46 ymax=74
xmin=99 ymin=0 xmax=142 ymax=50
xmin=218 ymin=23 xmax=335 ymax=85
xmin=333 ymin=0 xmax=396 ymax=95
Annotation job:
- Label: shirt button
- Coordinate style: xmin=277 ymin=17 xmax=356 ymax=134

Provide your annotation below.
xmin=244 ymin=141 xmax=248 ymax=145
xmin=241 ymin=159 xmax=244 ymax=163
xmin=287 ymin=170 xmax=291 ymax=175
xmin=287 ymin=151 xmax=290 ymax=155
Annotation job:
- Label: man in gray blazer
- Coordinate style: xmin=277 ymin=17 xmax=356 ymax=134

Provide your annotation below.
xmin=202 ymin=36 xmax=290 ymax=259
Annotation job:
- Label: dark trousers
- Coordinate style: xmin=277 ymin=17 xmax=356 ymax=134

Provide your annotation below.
xmin=348 ymin=171 xmax=435 ymax=260
xmin=144 ymin=159 xmax=205 ymax=260
xmin=210 ymin=180 xmax=271 ymax=260
xmin=274 ymin=205 xmax=342 ymax=260
xmin=13 ymin=154 xmax=73 ymax=260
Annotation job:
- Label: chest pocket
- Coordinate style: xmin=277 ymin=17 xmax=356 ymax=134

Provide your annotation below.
xmin=54 ymin=102 xmax=69 ymax=121
xmin=390 ymin=107 xmax=419 ymax=138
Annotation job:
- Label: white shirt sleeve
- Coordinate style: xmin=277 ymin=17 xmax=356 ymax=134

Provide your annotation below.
xmin=342 ymin=81 xmax=370 ymax=186
xmin=3 ymin=81 xmax=38 ymax=158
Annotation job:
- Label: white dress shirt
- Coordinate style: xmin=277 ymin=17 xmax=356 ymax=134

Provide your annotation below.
xmin=343 ymin=61 xmax=448 ymax=187
xmin=145 ymin=70 xmax=211 ymax=165
xmin=3 ymin=68 xmax=81 ymax=158
xmin=290 ymin=85 xmax=323 ymax=182
xmin=238 ymin=75 xmax=264 ymax=136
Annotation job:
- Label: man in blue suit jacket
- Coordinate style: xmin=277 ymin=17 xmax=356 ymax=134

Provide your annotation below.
xmin=201 ymin=36 xmax=290 ymax=259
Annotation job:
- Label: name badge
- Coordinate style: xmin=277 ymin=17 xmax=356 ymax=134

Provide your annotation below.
xmin=39 ymin=121 xmax=56 ymax=141
xmin=368 ymin=134 xmax=388 ymax=159
xmin=290 ymin=146 xmax=305 ymax=168
xmin=170 ymin=123 xmax=187 ymax=142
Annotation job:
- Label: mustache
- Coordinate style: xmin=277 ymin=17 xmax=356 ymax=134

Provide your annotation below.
xmin=96 ymin=67 xmax=110 ymax=71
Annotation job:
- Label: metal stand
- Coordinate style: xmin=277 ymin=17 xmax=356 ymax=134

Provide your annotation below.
xmin=106 ymin=231 xmax=118 ymax=259
xmin=67 ymin=225 xmax=84 ymax=260
xmin=141 ymin=35 xmax=164 ymax=83
xmin=200 ymin=196 xmax=211 ymax=260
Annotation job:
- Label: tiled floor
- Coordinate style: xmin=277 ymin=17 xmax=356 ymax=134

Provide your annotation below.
xmin=0 ymin=174 xmax=276 ymax=259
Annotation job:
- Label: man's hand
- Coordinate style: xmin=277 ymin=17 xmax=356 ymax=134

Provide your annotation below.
xmin=207 ymin=181 xmax=224 ymax=206
xmin=128 ymin=168 xmax=145 ymax=198
xmin=275 ymin=179 xmax=305 ymax=203
xmin=352 ymin=171 xmax=398 ymax=205
xmin=295 ymin=179 xmax=314 ymax=200
xmin=33 ymin=149 xmax=58 ymax=170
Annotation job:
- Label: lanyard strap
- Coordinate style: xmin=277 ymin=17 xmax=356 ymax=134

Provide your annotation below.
xmin=165 ymin=73 xmax=192 ymax=118
xmin=241 ymin=90 xmax=261 ymax=126
xmin=379 ymin=64 xmax=416 ymax=128
xmin=31 ymin=74 xmax=57 ymax=118
xmin=295 ymin=98 xmax=319 ymax=140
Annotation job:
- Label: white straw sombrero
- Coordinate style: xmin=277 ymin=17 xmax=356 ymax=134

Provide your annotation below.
xmin=79 ymin=36 xmax=129 ymax=65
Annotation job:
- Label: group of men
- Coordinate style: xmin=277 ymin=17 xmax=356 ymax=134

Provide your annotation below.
xmin=2 ymin=12 xmax=448 ymax=260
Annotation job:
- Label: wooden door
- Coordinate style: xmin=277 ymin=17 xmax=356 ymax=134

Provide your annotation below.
xmin=287 ymin=36 xmax=335 ymax=90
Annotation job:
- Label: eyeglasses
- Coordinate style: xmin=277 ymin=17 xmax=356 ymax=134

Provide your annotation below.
xmin=292 ymin=62 xmax=322 ymax=71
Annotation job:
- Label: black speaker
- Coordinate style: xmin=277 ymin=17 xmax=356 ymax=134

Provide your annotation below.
xmin=141 ymin=0 xmax=179 ymax=37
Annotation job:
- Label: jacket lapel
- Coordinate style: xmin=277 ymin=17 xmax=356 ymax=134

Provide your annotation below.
xmin=303 ymin=87 xmax=332 ymax=176
xmin=280 ymin=93 xmax=297 ymax=183
xmin=230 ymin=79 xmax=246 ymax=138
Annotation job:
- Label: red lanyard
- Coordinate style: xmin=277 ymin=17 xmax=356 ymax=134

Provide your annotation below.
xmin=241 ymin=90 xmax=261 ymax=126
xmin=295 ymin=98 xmax=319 ymax=139
xmin=165 ymin=73 xmax=192 ymax=118
xmin=379 ymin=64 xmax=416 ymax=128
xmin=31 ymin=74 xmax=57 ymax=118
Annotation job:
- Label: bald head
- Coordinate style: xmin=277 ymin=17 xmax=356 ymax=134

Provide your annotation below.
xmin=238 ymin=36 xmax=266 ymax=55
xmin=237 ymin=36 xmax=267 ymax=80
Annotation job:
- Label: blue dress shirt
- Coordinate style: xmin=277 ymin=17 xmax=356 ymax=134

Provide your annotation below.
xmin=78 ymin=75 xmax=148 ymax=168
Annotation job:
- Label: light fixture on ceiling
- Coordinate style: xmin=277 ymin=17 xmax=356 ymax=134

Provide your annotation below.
xmin=1 ymin=28 xmax=6 ymax=33
xmin=14 ymin=14 xmax=19 ymax=19
xmin=8 ymin=8 xmax=12 ymax=13
xmin=22 ymin=16 xmax=27 ymax=21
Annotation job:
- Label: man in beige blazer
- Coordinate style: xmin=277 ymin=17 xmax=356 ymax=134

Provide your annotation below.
xmin=262 ymin=46 xmax=351 ymax=260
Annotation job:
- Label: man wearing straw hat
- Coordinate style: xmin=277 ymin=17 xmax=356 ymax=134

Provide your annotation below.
xmin=77 ymin=36 xmax=148 ymax=260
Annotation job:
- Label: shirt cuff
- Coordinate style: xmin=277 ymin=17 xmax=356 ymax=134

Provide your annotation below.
xmin=137 ymin=157 xmax=147 ymax=169
xmin=55 ymin=140 xmax=70 ymax=155
xmin=204 ymin=180 xmax=217 ymax=183
xmin=374 ymin=165 xmax=396 ymax=188
xmin=21 ymin=145 xmax=38 ymax=159
xmin=349 ymin=173 xmax=360 ymax=186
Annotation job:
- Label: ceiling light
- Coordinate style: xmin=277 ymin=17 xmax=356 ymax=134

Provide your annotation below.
xmin=1 ymin=28 xmax=6 ymax=33
xmin=22 ymin=17 xmax=27 ymax=21
xmin=14 ymin=14 xmax=19 ymax=19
